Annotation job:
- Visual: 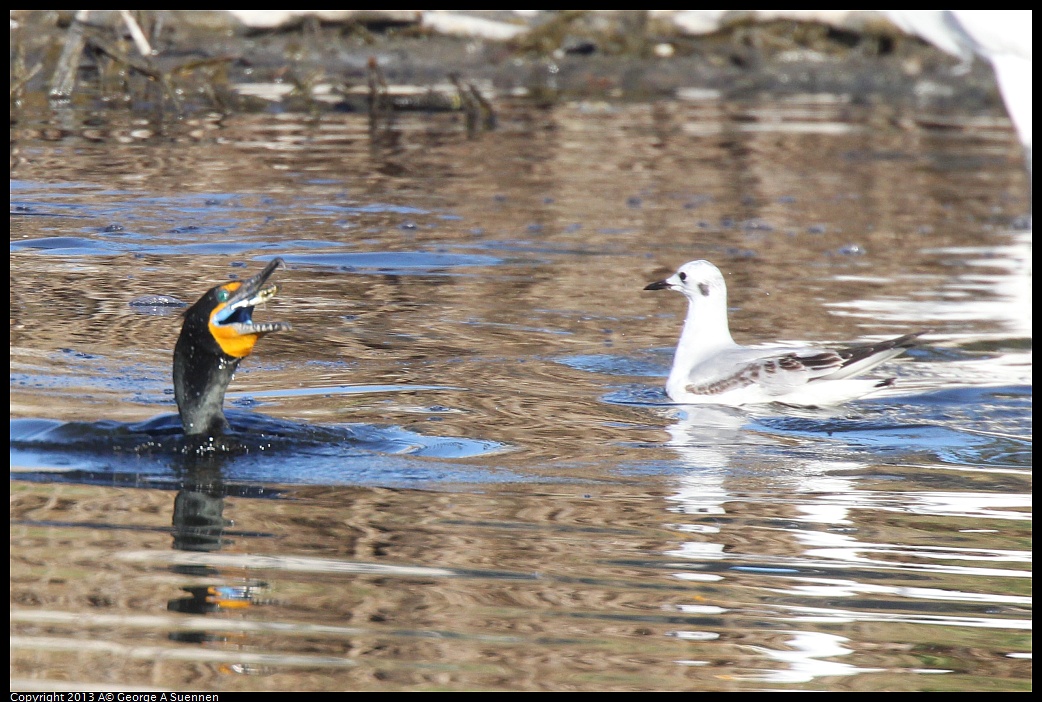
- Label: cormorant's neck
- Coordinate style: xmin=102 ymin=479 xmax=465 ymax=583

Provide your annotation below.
xmin=173 ymin=298 xmax=241 ymax=437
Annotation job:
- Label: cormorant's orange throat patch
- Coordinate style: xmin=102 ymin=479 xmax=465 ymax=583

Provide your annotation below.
xmin=209 ymin=319 xmax=261 ymax=358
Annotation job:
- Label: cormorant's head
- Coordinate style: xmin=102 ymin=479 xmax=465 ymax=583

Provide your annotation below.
xmin=173 ymin=258 xmax=292 ymax=437
xmin=199 ymin=257 xmax=292 ymax=358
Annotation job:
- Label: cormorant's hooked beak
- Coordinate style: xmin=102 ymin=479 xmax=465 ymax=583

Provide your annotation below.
xmin=208 ymin=257 xmax=292 ymax=358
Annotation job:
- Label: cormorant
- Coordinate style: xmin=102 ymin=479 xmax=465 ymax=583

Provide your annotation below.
xmin=173 ymin=258 xmax=291 ymax=436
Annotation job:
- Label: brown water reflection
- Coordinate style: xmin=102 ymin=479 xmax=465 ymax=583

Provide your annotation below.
xmin=10 ymin=95 xmax=1030 ymax=691
xmin=11 ymin=470 xmax=1029 ymax=690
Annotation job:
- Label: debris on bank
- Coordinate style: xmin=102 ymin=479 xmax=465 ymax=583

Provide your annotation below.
xmin=10 ymin=10 xmax=1016 ymax=131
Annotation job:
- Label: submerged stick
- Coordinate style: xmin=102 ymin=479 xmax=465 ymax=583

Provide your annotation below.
xmin=119 ymin=10 xmax=154 ymax=58
xmin=49 ymin=10 xmax=92 ymax=99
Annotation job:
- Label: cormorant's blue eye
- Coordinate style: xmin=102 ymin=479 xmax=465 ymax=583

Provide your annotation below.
xmin=216 ymin=288 xmax=230 ymax=303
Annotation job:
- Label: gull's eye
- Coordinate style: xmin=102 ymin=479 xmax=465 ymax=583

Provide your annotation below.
xmin=216 ymin=288 xmax=230 ymax=303
xmin=678 ymin=271 xmax=687 ymax=282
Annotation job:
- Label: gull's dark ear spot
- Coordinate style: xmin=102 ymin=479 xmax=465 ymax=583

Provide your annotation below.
xmin=698 ymin=283 xmax=710 ymax=297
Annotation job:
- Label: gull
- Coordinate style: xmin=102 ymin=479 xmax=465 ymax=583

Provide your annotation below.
xmin=644 ymin=260 xmax=927 ymax=406
xmin=882 ymin=10 xmax=1032 ymax=178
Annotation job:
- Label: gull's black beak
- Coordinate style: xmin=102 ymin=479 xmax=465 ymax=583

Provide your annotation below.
xmin=644 ymin=279 xmax=670 ymax=291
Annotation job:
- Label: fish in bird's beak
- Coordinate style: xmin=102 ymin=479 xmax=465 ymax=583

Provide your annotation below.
xmin=208 ymin=257 xmax=292 ymax=358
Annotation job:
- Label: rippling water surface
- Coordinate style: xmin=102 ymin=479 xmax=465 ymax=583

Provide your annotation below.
xmin=11 ymin=92 xmax=1030 ymax=690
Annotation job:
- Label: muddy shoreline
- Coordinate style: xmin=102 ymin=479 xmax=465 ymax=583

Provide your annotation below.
xmin=11 ymin=10 xmax=1007 ymax=119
